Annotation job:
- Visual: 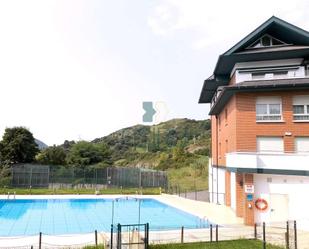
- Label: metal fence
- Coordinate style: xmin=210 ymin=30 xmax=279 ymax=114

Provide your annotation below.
xmin=167 ymin=185 xmax=225 ymax=204
xmin=0 ymin=220 xmax=305 ymax=249
xmin=11 ymin=164 xmax=168 ymax=189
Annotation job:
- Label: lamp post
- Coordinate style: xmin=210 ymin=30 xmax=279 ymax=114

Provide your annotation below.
xmin=138 ymin=198 xmax=141 ymax=224
xmin=112 ymin=197 xmax=142 ymax=225
xmin=111 ymin=199 xmax=115 ymax=225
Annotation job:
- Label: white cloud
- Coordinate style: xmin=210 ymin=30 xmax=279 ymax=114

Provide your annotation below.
xmin=148 ymin=0 xmax=309 ymax=50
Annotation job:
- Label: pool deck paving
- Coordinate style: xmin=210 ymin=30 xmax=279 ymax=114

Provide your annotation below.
xmin=0 ymin=194 xmax=309 ymax=248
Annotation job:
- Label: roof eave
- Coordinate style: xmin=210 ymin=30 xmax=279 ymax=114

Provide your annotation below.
xmin=209 ymin=82 xmax=309 ymax=115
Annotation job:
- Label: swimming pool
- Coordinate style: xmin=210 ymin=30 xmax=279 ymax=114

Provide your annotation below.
xmin=0 ymin=198 xmax=210 ymax=236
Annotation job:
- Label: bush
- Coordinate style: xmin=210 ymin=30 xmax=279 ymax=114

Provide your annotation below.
xmin=0 ymin=177 xmax=11 ymax=187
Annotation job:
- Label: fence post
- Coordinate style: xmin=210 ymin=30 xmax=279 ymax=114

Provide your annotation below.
xmin=110 ymin=224 xmax=113 ymax=249
xmin=39 ymin=232 xmax=42 ymax=249
xmin=95 ymin=230 xmax=98 ymax=246
xmin=254 ymin=223 xmax=257 ymax=239
xmin=262 ymin=222 xmax=266 ymax=249
xmin=210 ymin=224 xmax=213 ymax=242
xmin=117 ymin=223 xmax=121 ymax=249
xmin=181 ymin=226 xmax=184 ymax=243
xmin=294 ymin=220 xmax=297 ymax=249
xmin=215 ymin=225 xmax=218 ymax=242
xmin=286 ymin=221 xmax=290 ymax=249
xmin=145 ymin=223 xmax=149 ymax=249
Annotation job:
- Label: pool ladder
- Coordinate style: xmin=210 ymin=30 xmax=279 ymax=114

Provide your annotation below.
xmin=7 ymin=192 xmax=16 ymax=200
xmin=199 ymin=216 xmax=209 ymax=228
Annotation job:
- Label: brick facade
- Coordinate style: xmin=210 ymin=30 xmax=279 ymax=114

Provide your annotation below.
xmin=243 ymin=174 xmax=254 ymax=226
xmin=236 ymin=90 xmax=309 ymax=153
xmin=235 ymin=173 xmax=244 ymax=218
xmin=211 ymin=88 xmax=309 ymax=226
xmin=225 ymin=171 xmax=231 ymax=206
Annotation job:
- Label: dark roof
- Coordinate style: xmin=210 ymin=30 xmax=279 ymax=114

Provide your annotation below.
xmin=198 ymin=77 xmax=229 ymax=103
xmin=209 ymin=78 xmax=309 ymax=115
xmin=199 ymin=16 xmax=309 ymax=105
xmin=235 ymin=45 xmax=309 ymax=55
xmin=223 ymin=16 xmax=309 ymax=56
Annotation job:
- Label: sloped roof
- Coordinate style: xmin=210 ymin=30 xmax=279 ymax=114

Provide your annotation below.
xmin=199 ymin=16 xmax=309 ymax=104
xmin=223 ymin=16 xmax=309 ymax=55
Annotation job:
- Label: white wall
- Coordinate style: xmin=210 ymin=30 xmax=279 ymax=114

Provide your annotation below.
xmin=235 ymin=66 xmax=305 ymax=83
xmin=209 ymin=158 xmax=226 ymax=205
xmin=226 ymin=152 xmax=309 ymax=171
xmin=254 ymin=174 xmax=309 ymax=230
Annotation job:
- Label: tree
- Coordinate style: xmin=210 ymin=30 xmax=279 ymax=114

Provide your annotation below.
xmin=66 ymin=141 xmax=111 ymax=168
xmin=0 ymin=127 xmax=39 ymax=164
xmin=36 ymin=145 xmax=67 ymax=166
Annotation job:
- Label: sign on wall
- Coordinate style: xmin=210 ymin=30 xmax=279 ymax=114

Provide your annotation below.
xmin=244 ymin=184 xmax=254 ymax=194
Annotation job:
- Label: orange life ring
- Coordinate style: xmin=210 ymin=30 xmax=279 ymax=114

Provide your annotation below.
xmin=255 ymin=198 xmax=268 ymax=211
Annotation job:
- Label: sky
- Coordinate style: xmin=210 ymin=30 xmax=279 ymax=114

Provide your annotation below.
xmin=0 ymin=0 xmax=309 ymax=145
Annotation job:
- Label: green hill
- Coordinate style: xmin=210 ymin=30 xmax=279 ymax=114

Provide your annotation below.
xmin=93 ymin=118 xmax=211 ymax=190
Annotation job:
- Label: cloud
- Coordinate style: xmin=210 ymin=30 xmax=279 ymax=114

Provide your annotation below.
xmin=148 ymin=0 xmax=309 ymax=50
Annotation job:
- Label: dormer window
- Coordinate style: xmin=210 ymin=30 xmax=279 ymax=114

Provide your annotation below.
xmin=251 ymin=70 xmax=289 ymax=80
xmin=248 ymin=34 xmax=287 ymax=49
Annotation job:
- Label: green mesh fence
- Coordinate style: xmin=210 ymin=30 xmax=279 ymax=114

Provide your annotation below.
xmin=11 ymin=164 xmax=168 ymax=189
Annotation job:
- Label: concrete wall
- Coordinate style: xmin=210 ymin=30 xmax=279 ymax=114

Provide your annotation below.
xmin=254 ymin=173 xmax=309 ymax=229
xmin=209 ymin=160 xmax=226 ymax=205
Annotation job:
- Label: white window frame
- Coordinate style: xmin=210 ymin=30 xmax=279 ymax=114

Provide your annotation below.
xmin=251 ymin=70 xmax=290 ymax=81
xmin=293 ymin=95 xmax=309 ymax=122
xmin=257 ymin=136 xmax=284 ymax=153
xmin=256 ymin=97 xmax=283 ymax=122
xmin=295 ymin=137 xmax=309 ymax=153
xmin=248 ymin=34 xmax=287 ymax=49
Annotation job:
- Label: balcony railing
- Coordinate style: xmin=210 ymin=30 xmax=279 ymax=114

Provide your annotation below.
xmin=226 ymin=152 xmax=309 ymax=172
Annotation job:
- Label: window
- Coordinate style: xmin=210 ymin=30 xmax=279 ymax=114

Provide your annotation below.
xmin=273 ymin=71 xmax=288 ymax=79
xmin=248 ymin=34 xmax=286 ymax=49
xmin=295 ymin=137 xmax=309 ymax=153
xmin=306 ymin=65 xmax=309 ymax=76
xmin=252 ymin=72 xmax=266 ymax=80
xmin=293 ymin=96 xmax=309 ymax=121
xmin=251 ymin=70 xmax=288 ymax=80
xmin=256 ymin=97 xmax=282 ymax=121
xmin=257 ymin=137 xmax=284 ymax=153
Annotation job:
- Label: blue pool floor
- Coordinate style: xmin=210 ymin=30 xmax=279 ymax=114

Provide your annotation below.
xmin=0 ymin=198 xmax=210 ymax=236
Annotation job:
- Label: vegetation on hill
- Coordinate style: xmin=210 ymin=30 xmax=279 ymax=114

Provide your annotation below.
xmin=93 ymin=118 xmax=210 ymax=168
xmin=0 ymin=119 xmax=211 ymax=190
xmin=93 ymin=118 xmax=211 ymax=190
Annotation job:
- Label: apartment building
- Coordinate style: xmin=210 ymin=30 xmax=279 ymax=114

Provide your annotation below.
xmin=199 ymin=16 xmax=309 ymax=227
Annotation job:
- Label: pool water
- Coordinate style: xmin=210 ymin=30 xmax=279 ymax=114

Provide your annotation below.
xmin=0 ymin=198 xmax=210 ymax=236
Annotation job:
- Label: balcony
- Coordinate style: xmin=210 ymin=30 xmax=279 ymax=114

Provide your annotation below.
xmin=226 ymin=152 xmax=309 ymax=172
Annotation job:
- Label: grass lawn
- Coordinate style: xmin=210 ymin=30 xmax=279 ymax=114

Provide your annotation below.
xmin=83 ymin=240 xmax=284 ymax=249
xmin=167 ymin=166 xmax=208 ymax=191
xmin=149 ymin=239 xmax=284 ymax=249
xmin=0 ymin=187 xmax=161 ymax=195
